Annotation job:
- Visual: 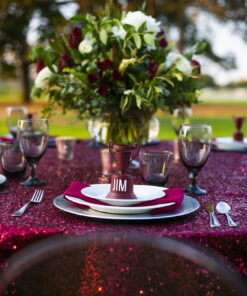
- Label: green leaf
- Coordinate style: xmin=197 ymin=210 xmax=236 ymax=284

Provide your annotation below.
xmin=121 ymin=96 xmax=130 ymax=112
xmin=174 ymin=73 xmax=183 ymax=81
xmin=127 ymin=73 xmax=137 ymax=84
xmin=113 ymin=18 xmax=122 ymax=29
xmin=28 ymin=46 xmax=45 ymax=61
xmin=31 ymin=87 xmax=42 ymax=98
xmin=138 ymin=21 xmax=147 ymax=33
xmin=124 ymin=89 xmax=134 ymax=95
xmin=100 ymin=29 xmax=108 ymax=45
xmin=157 ymin=63 xmax=165 ymax=75
xmin=123 ymin=24 xmax=136 ymax=32
xmin=133 ymin=34 xmax=142 ymax=49
xmin=185 ymin=42 xmax=207 ymax=60
xmin=135 ymin=94 xmax=142 ymax=109
xmin=143 ymin=33 xmax=154 ymax=45
xmin=70 ymin=15 xmax=87 ymax=23
xmin=157 ymin=76 xmax=175 ymax=87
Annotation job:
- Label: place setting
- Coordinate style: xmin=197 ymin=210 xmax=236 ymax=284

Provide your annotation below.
xmin=54 ymin=137 xmax=203 ymax=221
xmin=212 ymin=116 xmax=247 ymax=152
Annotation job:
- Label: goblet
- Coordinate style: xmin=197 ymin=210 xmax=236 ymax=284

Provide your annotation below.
xmin=171 ymin=107 xmax=192 ymax=162
xmin=0 ymin=142 xmax=27 ymax=178
xmin=178 ymin=124 xmax=212 ymax=196
xmin=17 ymin=119 xmax=49 ymax=186
xmin=6 ymin=107 xmax=28 ymax=139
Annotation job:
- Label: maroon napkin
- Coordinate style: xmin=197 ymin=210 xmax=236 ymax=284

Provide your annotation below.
xmin=0 ymin=136 xmax=13 ymax=142
xmin=63 ymin=182 xmax=184 ymax=214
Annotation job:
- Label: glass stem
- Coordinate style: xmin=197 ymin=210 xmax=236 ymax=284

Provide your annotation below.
xmin=30 ymin=163 xmax=36 ymax=178
xmin=189 ymin=170 xmax=197 ymax=186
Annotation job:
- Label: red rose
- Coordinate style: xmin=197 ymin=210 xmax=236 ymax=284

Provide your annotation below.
xmin=58 ymin=54 xmax=73 ymax=72
xmin=69 ymin=27 xmax=82 ymax=49
xmin=97 ymin=61 xmax=107 ymax=71
xmin=98 ymin=84 xmax=108 ymax=95
xmin=88 ymin=73 xmax=97 ymax=83
xmin=112 ymin=68 xmax=122 ymax=81
xmin=190 ymin=60 xmax=201 ymax=74
xmin=104 ymin=59 xmax=114 ymax=68
xmin=159 ymin=38 xmax=168 ymax=48
xmin=148 ymin=60 xmax=158 ymax=78
xmin=36 ymin=59 xmax=45 ymax=73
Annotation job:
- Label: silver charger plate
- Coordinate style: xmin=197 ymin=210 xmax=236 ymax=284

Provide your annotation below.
xmin=54 ymin=195 xmax=199 ymax=221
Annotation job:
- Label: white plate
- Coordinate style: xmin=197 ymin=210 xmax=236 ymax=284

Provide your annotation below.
xmin=0 ymin=174 xmax=6 ymax=185
xmin=213 ymin=137 xmax=247 ymax=151
xmin=65 ymin=194 xmax=174 ymax=214
xmin=81 ymin=184 xmax=165 ymax=206
xmin=54 ymin=195 xmax=199 ymax=221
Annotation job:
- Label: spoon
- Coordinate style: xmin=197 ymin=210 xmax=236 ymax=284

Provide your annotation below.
xmin=216 ymin=202 xmax=237 ymax=227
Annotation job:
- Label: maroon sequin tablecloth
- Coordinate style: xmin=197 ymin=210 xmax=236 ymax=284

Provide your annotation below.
xmin=0 ymin=140 xmax=247 ymax=278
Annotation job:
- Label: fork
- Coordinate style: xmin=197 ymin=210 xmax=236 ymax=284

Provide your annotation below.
xmin=12 ymin=189 xmax=44 ymax=217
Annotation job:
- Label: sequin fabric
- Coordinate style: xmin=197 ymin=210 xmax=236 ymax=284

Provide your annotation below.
xmin=0 ymin=140 xmax=247 ymax=279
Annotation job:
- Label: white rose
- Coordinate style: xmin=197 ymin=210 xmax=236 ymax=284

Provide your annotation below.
xmin=165 ymin=52 xmax=192 ymax=75
xmin=34 ymin=66 xmax=57 ymax=89
xmin=112 ymin=25 xmax=126 ymax=39
xmin=122 ymin=11 xmax=161 ymax=35
xmin=78 ymin=40 xmax=93 ymax=54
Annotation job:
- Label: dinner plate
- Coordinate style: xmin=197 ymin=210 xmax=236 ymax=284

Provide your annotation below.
xmin=0 ymin=174 xmax=6 ymax=186
xmin=54 ymin=195 xmax=199 ymax=221
xmin=81 ymin=184 xmax=165 ymax=206
xmin=212 ymin=137 xmax=247 ymax=152
xmin=65 ymin=194 xmax=174 ymax=214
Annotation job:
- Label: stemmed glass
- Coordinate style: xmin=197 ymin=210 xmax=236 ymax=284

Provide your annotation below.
xmin=178 ymin=124 xmax=212 ymax=196
xmin=17 ymin=119 xmax=49 ymax=186
xmin=171 ymin=107 xmax=192 ymax=162
xmin=6 ymin=107 xmax=28 ymax=139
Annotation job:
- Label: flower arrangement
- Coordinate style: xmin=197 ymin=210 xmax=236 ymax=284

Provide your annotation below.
xmin=30 ymin=2 xmax=206 ymax=144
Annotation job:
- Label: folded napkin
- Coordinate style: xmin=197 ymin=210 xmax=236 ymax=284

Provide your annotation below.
xmin=63 ymin=182 xmax=184 ymax=215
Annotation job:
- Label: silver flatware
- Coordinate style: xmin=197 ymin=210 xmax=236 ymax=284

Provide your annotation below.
xmin=216 ymin=201 xmax=237 ymax=227
xmin=205 ymin=203 xmax=221 ymax=228
xmin=0 ymin=191 xmax=8 ymax=194
xmin=12 ymin=189 xmax=44 ymax=217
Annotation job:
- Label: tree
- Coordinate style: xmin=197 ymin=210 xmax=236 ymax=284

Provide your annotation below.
xmin=74 ymin=0 xmax=247 ymax=70
xmin=0 ymin=0 xmax=68 ymax=103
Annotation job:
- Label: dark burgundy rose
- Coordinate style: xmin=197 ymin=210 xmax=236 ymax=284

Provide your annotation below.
xmin=112 ymin=68 xmax=122 ymax=81
xmin=190 ymin=60 xmax=201 ymax=74
xmin=157 ymin=28 xmax=165 ymax=36
xmin=58 ymin=54 xmax=73 ymax=72
xmin=159 ymin=38 xmax=168 ymax=48
xmin=98 ymin=84 xmax=108 ymax=95
xmin=104 ymin=59 xmax=114 ymax=68
xmin=97 ymin=61 xmax=107 ymax=71
xmin=88 ymin=73 xmax=97 ymax=83
xmin=37 ymin=59 xmax=45 ymax=73
xmin=69 ymin=27 xmax=82 ymax=49
xmin=148 ymin=60 xmax=158 ymax=78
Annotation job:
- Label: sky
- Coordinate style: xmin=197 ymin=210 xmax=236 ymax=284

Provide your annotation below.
xmin=28 ymin=2 xmax=247 ymax=86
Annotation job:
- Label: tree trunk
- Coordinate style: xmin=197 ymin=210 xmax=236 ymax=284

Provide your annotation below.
xmin=21 ymin=60 xmax=31 ymax=104
xmin=177 ymin=0 xmax=185 ymax=53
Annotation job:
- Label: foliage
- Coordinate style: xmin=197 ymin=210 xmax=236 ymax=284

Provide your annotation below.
xmin=0 ymin=0 xmax=67 ymax=102
xmin=30 ymin=2 xmax=205 ymax=124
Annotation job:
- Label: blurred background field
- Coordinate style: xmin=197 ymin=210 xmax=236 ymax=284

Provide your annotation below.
xmin=1 ymin=81 xmax=247 ymax=139
xmin=0 ymin=0 xmax=247 ymax=140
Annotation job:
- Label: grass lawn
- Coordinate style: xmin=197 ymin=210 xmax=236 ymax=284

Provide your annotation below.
xmin=0 ymin=111 xmax=244 ymax=140
xmin=0 ymin=86 xmax=246 ymax=139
